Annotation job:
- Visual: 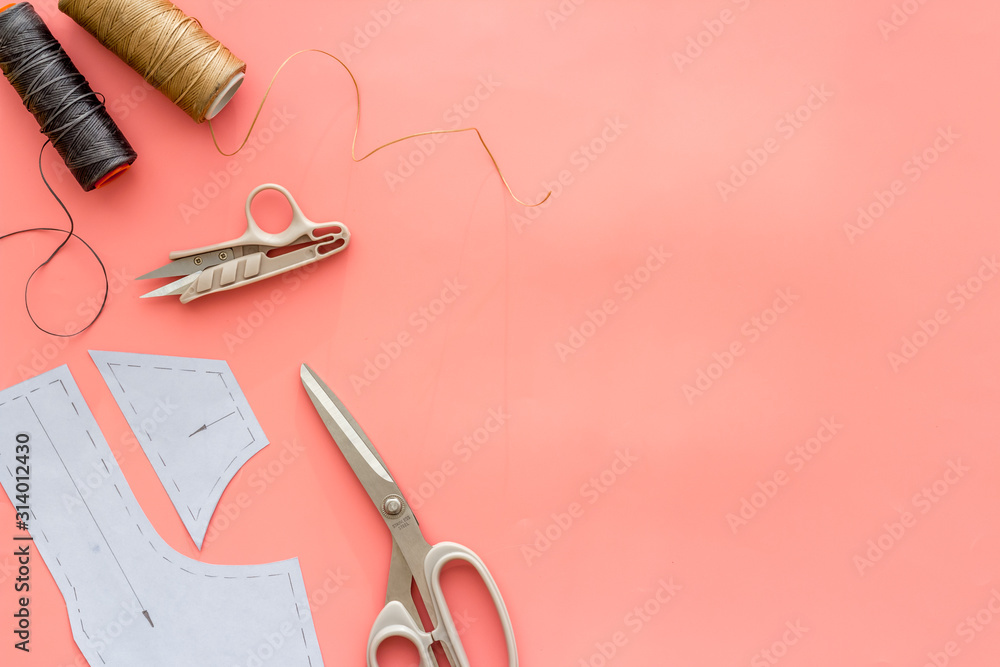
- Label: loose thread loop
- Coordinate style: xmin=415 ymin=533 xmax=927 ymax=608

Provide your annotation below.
xmin=0 ymin=142 xmax=109 ymax=337
xmin=208 ymin=49 xmax=550 ymax=208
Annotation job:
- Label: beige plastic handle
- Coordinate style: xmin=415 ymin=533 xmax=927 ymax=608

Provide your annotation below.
xmin=367 ymin=542 xmax=518 ymax=667
xmin=367 ymin=601 xmax=436 ymax=667
xmin=241 ymin=183 xmax=325 ymax=248
xmin=176 ymin=184 xmax=349 ymax=302
xmin=170 ymin=184 xmax=339 ymax=259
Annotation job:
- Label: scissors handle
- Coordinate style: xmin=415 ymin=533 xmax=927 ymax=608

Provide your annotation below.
xmin=367 ymin=542 xmax=518 ymax=667
xmin=241 ymin=183 xmax=326 ymax=248
xmin=168 ymin=184 xmax=345 ymax=259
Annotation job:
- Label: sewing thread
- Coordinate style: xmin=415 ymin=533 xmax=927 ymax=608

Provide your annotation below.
xmin=59 ymin=0 xmax=246 ymax=122
xmin=210 ymin=49 xmax=551 ymax=207
xmin=0 ymin=2 xmax=137 ymax=190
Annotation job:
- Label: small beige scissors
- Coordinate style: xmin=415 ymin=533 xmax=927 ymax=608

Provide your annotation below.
xmin=139 ymin=184 xmax=349 ymax=303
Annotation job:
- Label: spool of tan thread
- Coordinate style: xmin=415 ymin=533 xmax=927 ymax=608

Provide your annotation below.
xmin=59 ymin=0 xmax=245 ymax=122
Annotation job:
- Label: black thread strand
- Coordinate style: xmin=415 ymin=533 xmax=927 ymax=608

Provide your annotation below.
xmin=0 ymin=141 xmax=109 ymax=337
xmin=0 ymin=3 xmax=123 ymax=335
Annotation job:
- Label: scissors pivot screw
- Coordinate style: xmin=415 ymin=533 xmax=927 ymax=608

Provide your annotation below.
xmin=383 ymin=495 xmax=404 ymax=516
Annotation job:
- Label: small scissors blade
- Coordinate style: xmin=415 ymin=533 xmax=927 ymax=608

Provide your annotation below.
xmin=139 ymin=273 xmax=200 ymax=298
xmin=137 ymin=248 xmax=237 ymax=280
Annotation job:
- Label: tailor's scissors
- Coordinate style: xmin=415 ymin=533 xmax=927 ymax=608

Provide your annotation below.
xmin=138 ymin=184 xmax=349 ymax=303
xmin=300 ymin=364 xmax=518 ymax=667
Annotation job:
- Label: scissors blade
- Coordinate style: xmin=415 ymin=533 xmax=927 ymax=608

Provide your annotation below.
xmin=137 ymin=248 xmax=237 ymax=280
xmin=300 ymin=364 xmax=396 ymax=488
xmin=139 ymin=272 xmax=200 ymax=298
xmin=302 ymin=365 xmax=443 ymax=633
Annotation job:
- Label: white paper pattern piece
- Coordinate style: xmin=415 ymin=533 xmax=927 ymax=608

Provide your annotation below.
xmin=90 ymin=350 xmax=268 ymax=549
xmin=0 ymin=366 xmax=324 ymax=666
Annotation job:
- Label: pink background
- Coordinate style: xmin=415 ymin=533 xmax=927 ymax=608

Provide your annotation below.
xmin=2 ymin=0 xmax=1000 ymax=665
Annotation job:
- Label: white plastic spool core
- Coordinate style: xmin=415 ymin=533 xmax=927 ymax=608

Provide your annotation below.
xmin=205 ymin=71 xmax=244 ymax=119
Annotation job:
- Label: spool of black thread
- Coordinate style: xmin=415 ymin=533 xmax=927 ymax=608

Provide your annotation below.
xmin=0 ymin=2 xmax=136 ymax=190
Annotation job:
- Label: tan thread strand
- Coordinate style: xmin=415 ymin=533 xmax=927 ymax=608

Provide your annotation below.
xmin=59 ymin=0 xmax=244 ymax=122
xmin=209 ymin=49 xmax=551 ymax=208
xmin=59 ymin=1 xmax=547 ymax=205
